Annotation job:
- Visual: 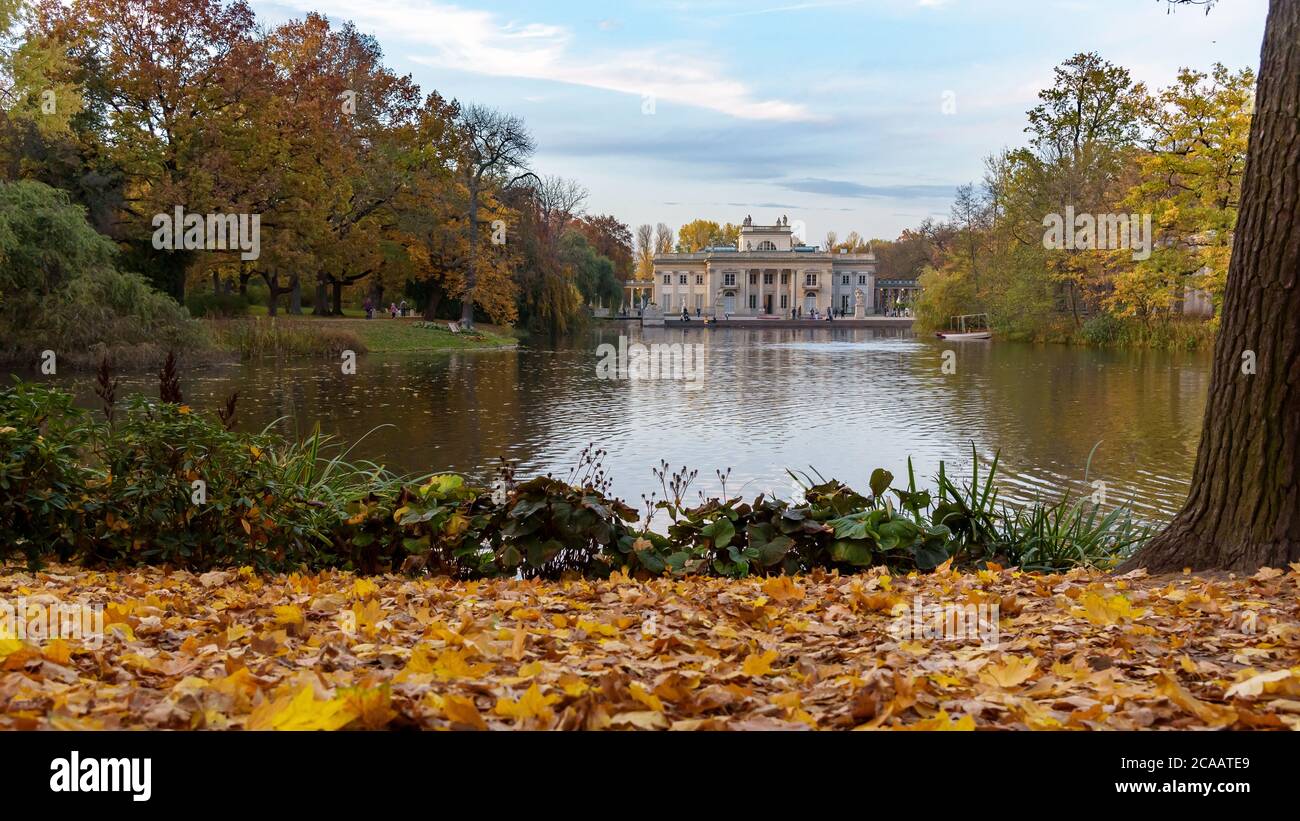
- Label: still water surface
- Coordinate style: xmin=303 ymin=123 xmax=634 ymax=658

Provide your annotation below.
xmin=29 ymin=325 xmax=1211 ymax=521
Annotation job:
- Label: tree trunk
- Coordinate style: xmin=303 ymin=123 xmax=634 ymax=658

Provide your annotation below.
xmin=1122 ymin=0 xmax=1300 ymax=573
xmin=331 ymin=280 xmax=344 ymax=315
xmin=424 ymin=284 xmax=442 ymax=321
xmin=313 ymin=279 xmax=330 ymax=316
xmin=289 ymin=275 xmax=302 ymax=315
xmin=264 ymin=273 xmax=280 ymax=317
xmin=461 ymin=178 xmax=479 ymax=330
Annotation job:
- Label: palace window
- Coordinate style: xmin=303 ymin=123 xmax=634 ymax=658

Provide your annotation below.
xmin=695 ymin=275 xmax=704 ymax=285
xmin=749 ymin=272 xmax=758 ymax=284
xmin=842 ymin=275 xmax=850 ymax=285
xmin=781 ymin=272 xmax=790 ymax=285
xmin=756 ymin=240 xmax=776 ymax=251
xmin=749 ymin=294 xmax=757 ymax=309
xmin=662 ymin=274 xmax=670 ymax=285
xmin=780 ymin=295 xmax=788 ymax=309
xmin=763 ymin=272 xmax=774 ymax=284
xmin=858 ymin=275 xmax=867 ymax=285
xmin=804 ymin=273 xmax=817 ymax=286
xmin=679 ymin=274 xmax=688 ymax=285
xmin=723 ymin=273 xmax=736 ymax=286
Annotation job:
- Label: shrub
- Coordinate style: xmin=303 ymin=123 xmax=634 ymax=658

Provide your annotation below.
xmin=0 ymin=180 xmax=205 ymax=369
xmin=0 ymin=382 xmax=96 ymax=568
xmin=0 ymin=382 xmax=1152 ymax=578
xmin=186 ymin=290 xmax=250 ymax=318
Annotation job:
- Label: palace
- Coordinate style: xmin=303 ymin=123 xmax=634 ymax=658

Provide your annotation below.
xmin=651 ymin=216 xmax=883 ymax=318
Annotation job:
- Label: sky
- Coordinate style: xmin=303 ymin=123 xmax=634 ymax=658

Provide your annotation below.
xmin=253 ymin=0 xmax=1269 ymax=243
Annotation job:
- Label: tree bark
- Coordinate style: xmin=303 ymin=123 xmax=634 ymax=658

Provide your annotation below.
xmin=289 ymin=275 xmax=302 ymax=315
xmin=423 ymin=284 xmax=442 ymax=321
xmin=1123 ymin=0 xmax=1300 ymax=573
xmin=331 ymin=280 xmax=344 ymax=315
xmin=313 ymin=279 xmax=330 ymax=316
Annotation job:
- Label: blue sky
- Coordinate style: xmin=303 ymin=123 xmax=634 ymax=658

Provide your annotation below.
xmin=254 ymin=0 xmax=1269 ymax=242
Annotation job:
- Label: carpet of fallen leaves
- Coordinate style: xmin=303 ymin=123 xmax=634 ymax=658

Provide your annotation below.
xmin=2 ymin=563 xmax=1299 ymax=730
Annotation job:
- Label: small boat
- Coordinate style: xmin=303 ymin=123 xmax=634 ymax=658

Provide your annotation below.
xmin=935 ymin=313 xmax=992 ymax=340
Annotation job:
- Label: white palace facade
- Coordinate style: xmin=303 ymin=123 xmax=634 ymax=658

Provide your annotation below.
xmin=652 ymin=216 xmax=878 ymax=318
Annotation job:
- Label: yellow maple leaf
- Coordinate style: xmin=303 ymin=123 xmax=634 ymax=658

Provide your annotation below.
xmin=558 ymin=674 xmax=591 ymax=696
xmin=438 ymin=693 xmax=488 ymax=730
xmin=494 ymin=683 xmax=560 ymax=722
xmin=42 ymin=639 xmax=73 ymax=666
xmin=760 ymin=576 xmax=805 ymax=603
xmin=629 ymin=682 xmax=665 ymax=712
xmin=1156 ymin=671 xmax=1237 ymax=727
xmin=980 ymin=656 xmax=1039 ymax=688
xmin=906 ymin=709 xmax=974 ymax=731
xmin=246 ymin=685 xmax=359 ymax=731
xmin=339 ymin=685 xmax=396 ymax=730
xmin=742 ymin=649 xmax=779 ymax=677
xmin=273 ymin=605 xmax=304 ymax=629
xmin=352 ymin=578 xmax=378 ymax=600
xmin=1076 ymin=591 xmax=1141 ymax=625
xmin=1224 ymin=668 xmax=1300 ymax=699
xmin=0 ymin=638 xmax=28 ymax=661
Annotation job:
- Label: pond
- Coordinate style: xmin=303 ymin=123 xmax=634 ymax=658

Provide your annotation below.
xmin=21 ymin=324 xmax=1211 ymax=521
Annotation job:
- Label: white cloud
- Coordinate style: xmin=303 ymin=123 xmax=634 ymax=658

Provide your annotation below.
xmin=278 ymin=0 xmax=815 ymax=122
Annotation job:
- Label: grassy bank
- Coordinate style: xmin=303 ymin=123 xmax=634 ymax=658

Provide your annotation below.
xmin=917 ymin=313 xmax=1216 ymax=351
xmin=206 ymin=316 xmax=518 ymax=358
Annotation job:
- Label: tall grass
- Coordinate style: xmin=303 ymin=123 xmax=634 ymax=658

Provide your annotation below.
xmin=927 ymin=445 xmax=1151 ymax=571
xmin=207 ymin=318 xmax=367 ymax=358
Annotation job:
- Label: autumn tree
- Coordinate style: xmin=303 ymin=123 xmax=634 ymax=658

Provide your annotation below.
xmin=40 ymin=0 xmax=273 ymax=300
xmin=653 ymin=223 xmax=674 ymax=256
xmin=634 ymin=223 xmax=654 ymax=279
xmin=1025 ymin=52 xmax=1148 ymax=324
xmin=676 ymin=218 xmax=722 ymax=253
xmin=1124 ymin=0 xmax=1300 ymax=572
xmin=1114 ymin=63 xmax=1254 ymax=319
xmin=576 ymin=214 xmax=633 ymax=282
xmin=454 ymin=104 xmax=534 ymax=330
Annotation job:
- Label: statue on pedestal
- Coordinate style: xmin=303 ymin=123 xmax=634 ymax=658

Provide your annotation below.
xmin=853 ymin=288 xmax=866 ymax=319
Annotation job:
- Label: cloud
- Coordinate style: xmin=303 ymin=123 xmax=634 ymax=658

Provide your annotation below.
xmin=279 ymin=0 xmax=814 ymax=122
xmin=778 ymin=177 xmax=958 ymax=200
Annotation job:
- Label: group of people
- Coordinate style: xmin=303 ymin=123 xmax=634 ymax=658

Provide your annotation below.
xmin=789 ymin=307 xmax=843 ymax=321
xmin=362 ymin=298 xmax=409 ymax=320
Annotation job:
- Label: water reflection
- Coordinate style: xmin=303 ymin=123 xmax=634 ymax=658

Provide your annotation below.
xmin=22 ymin=325 xmax=1210 ymax=520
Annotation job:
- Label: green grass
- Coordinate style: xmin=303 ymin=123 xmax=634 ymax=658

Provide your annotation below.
xmin=207 ymin=314 xmax=517 ymax=356
xmin=342 ymin=318 xmax=518 ymax=352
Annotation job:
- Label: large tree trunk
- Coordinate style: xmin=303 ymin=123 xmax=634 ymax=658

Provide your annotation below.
xmin=331 ymin=280 xmax=344 ymax=315
xmin=423 ymin=284 xmax=442 ymax=321
xmin=289 ymin=275 xmax=302 ymax=315
xmin=1123 ymin=0 xmax=1300 ymax=573
xmin=313 ymin=279 xmax=330 ymax=316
